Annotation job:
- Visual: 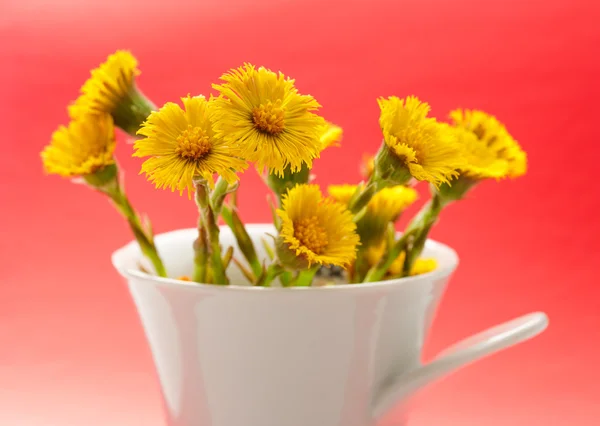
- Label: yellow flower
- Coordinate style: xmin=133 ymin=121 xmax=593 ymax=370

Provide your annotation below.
xmin=41 ymin=113 xmax=116 ymax=178
xmin=366 ymin=244 xmax=437 ymax=277
xmin=388 ymin=251 xmax=437 ymax=276
xmin=408 ymin=258 xmax=438 ymax=276
xmin=319 ymin=122 xmax=343 ymax=150
xmin=329 ymin=184 xmax=416 ymax=213
xmin=328 ymin=184 xmax=364 ymax=205
xmin=330 ymin=184 xmax=417 ymax=247
xmin=367 ymin=186 xmax=418 ymax=219
xmin=387 ymin=249 xmax=405 ymax=275
xmin=277 ymin=184 xmax=360 ymax=268
xmin=506 ymin=146 xmax=527 ymax=178
xmin=451 ymin=127 xmax=509 ymax=179
xmin=365 ymin=243 xmax=386 ymax=268
xmin=211 ymin=64 xmax=325 ymax=176
xmin=134 ymin=95 xmax=248 ymax=197
xmin=378 ymin=96 xmax=464 ymax=187
xmin=450 ymin=109 xmax=527 ymax=179
xmin=69 ymin=50 xmax=154 ymax=135
xmin=360 ymin=185 xmax=418 ymax=246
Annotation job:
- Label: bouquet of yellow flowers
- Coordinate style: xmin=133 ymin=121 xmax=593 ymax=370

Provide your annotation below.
xmin=41 ymin=50 xmax=527 ymax=287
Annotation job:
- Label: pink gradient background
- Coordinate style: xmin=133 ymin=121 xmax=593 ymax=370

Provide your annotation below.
xmin=2 ymin=0 xmax=599 ymax=424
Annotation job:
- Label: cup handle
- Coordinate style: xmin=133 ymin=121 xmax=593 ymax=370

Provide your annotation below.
xmin=373 ymin=311 xmax=549 ymax=420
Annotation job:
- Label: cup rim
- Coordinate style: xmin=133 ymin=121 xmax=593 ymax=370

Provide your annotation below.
xmin=112 ymin=224 xmax=459 ymax=293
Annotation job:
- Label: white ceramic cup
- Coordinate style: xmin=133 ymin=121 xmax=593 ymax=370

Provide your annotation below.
xmin=112 ymin=224 xmax=548 ymax=426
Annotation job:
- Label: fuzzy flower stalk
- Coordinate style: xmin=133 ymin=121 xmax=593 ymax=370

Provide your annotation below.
xmin=41 ymin=113 xmax=166 ymax=277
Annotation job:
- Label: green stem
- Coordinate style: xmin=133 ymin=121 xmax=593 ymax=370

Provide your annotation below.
xmin=233 ymin=257 xmax=256 ymax=283
xmin=221 ymin=206 xmax=262 ymax=278
xmin=210 ymin=176 xmax=232 ymax=216
xmin=349 ymin=143 xmax=413 ymax=216
xmin=267 ymin=163 xmax=311 ymax=205
xmin=292 ymin=265 xmax=320 ymax=287
xmin=105 ymin=179 xmax=167 ymax=278
xmin=222 ymin=246 xmax=235 ymax=269
xmin=256 ymin=263 xmax=285 ymax=287
xmin=352 ymin=250 xmax=371 ymax=283
xmin=401 ymin=191 xmax=444 ymax=276
xmin=279 ymin=270 xmax=293 ymax=287
xmin=363 ymin=190 xmax=448 ymax=282
xmin=268 ymin=194 xmax=281 ymax=231
xmin=193 ymin=221 xmax=208 ymax=283
xmin=112 ymin=85 xmax=156 ymax=136
xmin=363 ymin=229 xmax=414 ymax=282
xmin=195 ymin=180 xmax=228 ymax=285
xmin=348 ymin=179 xmax=378 ymax=215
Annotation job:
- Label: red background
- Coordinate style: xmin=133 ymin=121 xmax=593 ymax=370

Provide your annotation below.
xmin=2 ymin=0 xmax=599 ymax=424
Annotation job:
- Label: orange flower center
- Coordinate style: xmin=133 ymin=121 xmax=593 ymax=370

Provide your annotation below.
xmin=252 ymin=100 xmax=285 ymax=134
xmin=176 ymin=125 xmax=211 ymax=160
xmin=294 ymin=215 xmax=328 ymax=254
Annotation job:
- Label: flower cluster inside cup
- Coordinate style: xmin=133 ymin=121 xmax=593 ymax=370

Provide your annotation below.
xmin=41 ymin=50 xmax=527 ymax=287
